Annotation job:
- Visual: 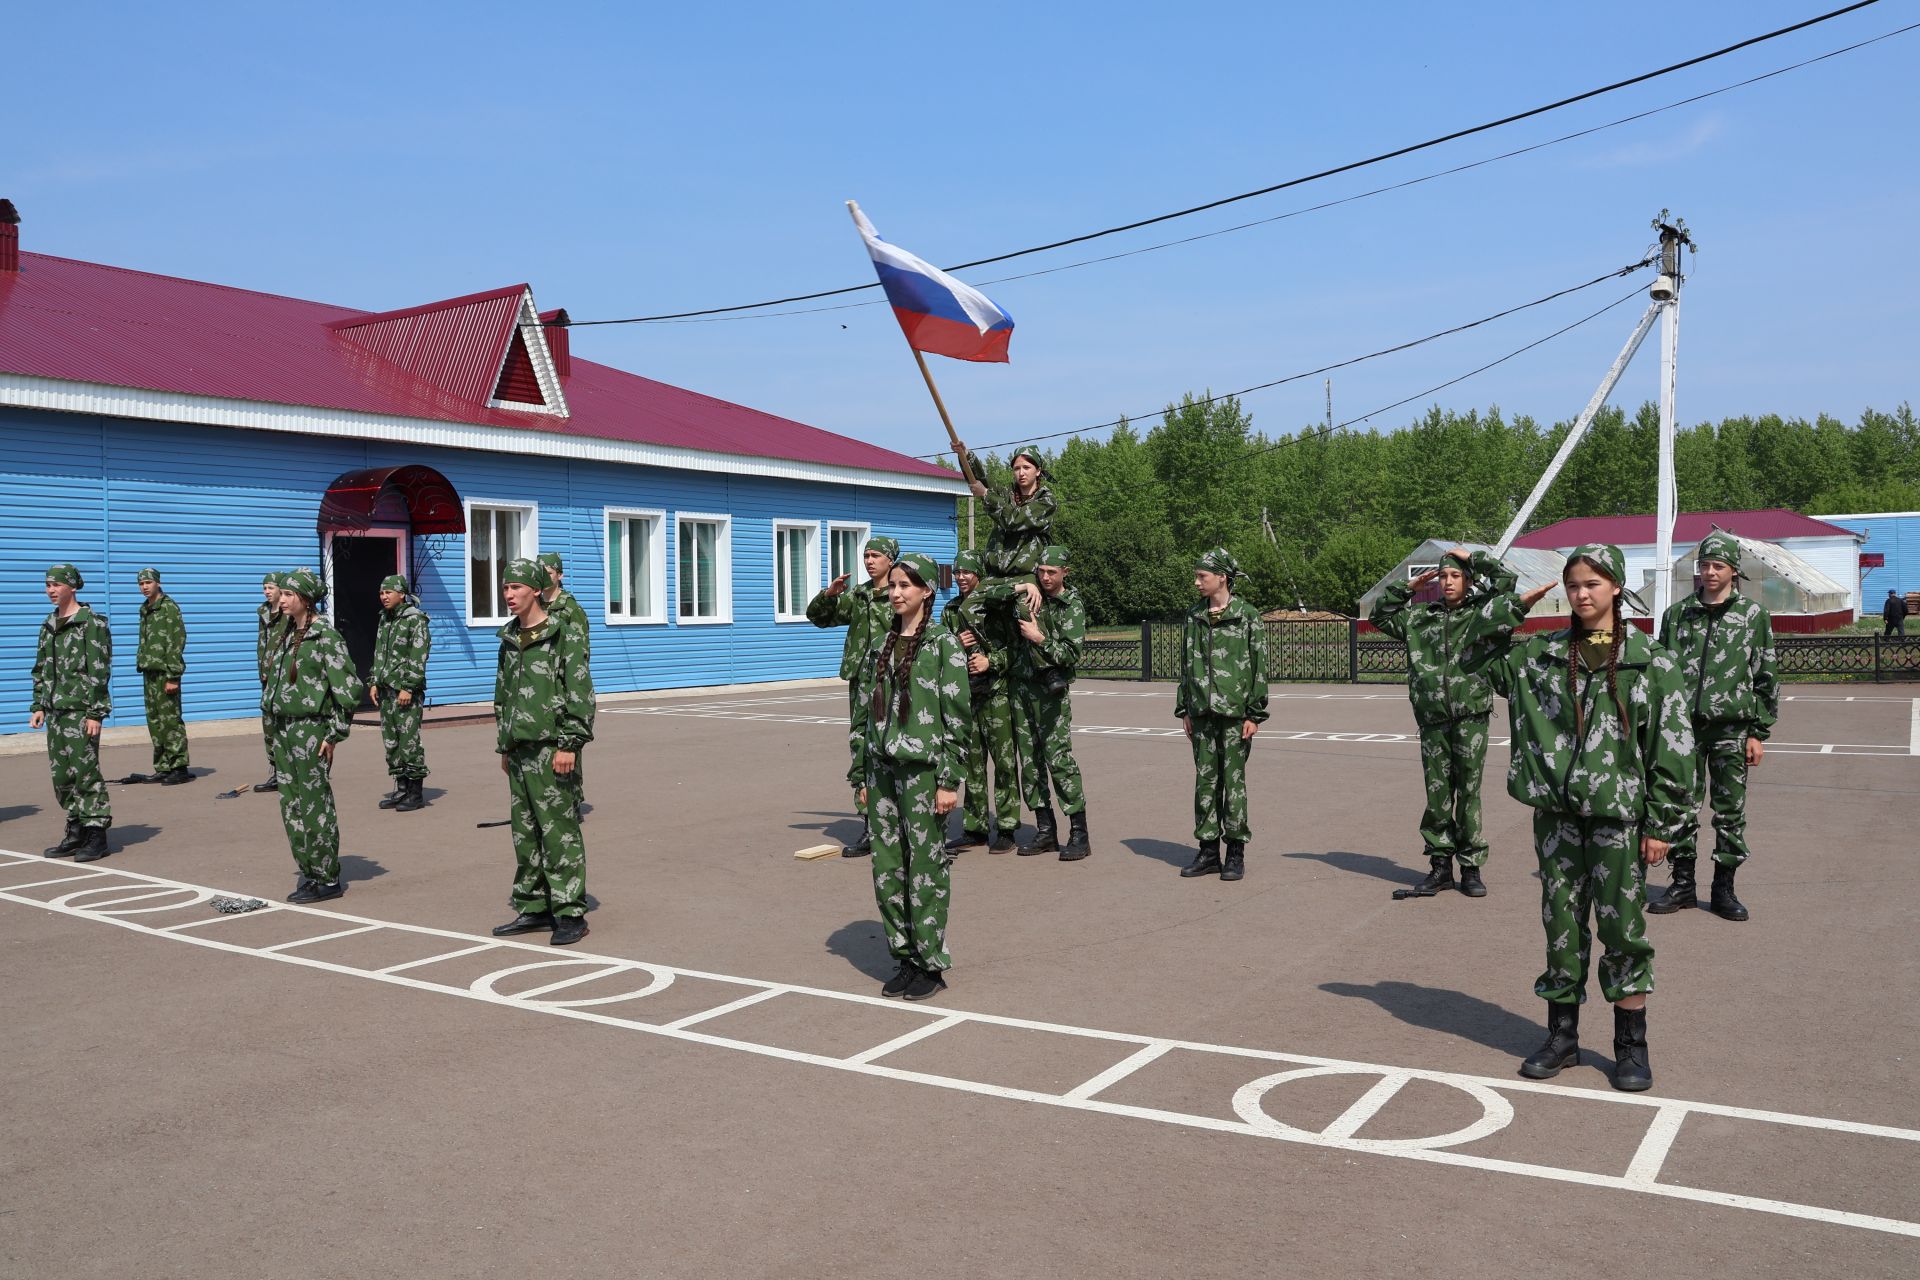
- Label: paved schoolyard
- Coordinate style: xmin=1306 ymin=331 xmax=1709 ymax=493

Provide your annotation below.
xmin=3 ymin=680 xmax=1917 ymax=1278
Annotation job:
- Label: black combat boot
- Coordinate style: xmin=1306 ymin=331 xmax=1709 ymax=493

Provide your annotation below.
xmin=44 ymin=820 xmax=84 ymax=858
xmin=1019 ymin=809 xmax=1058 ymax=856
xmin=1059 ymin=811 xmax=1091 ymax=862
xmin=160 ymin=768 xmax=193 ymax=786
xmin=1457 ymin=863 xmax=1486 ymax=898
xmin=492 ymin=912 xmax=555 ymax=936
xmin=378 ymin=781 xmax=406 ymax=810
xmin=881 ymin=963 xmax=916 ymax=998
xmin=395 ymin=778 xmax=426 ymax=812
xmin=1709 ymin=862 xmax=1749 ymax=922
xmin=550 ymin=915 xmax=590 ymax=946
xmin=72 ymin=825 xmax=111 ymax=864
xmin=902 ymin=967 xmax=947 ymax=1001
xmin=1647 ymin=857 xmax=1696 ymax=913
xmin=1519 ymin=1002 xmax=1581 ymax=1079
xmin=988 ymin=830 xmax=1017 ymax=854
xmin=841 ymin=820 xmax=873 ymax=859
xmin=1611 ymin=1005 xmax=1652 ymax=1092
xmin=1393 ymin=856 xmax=1455 ymax=900
xmin=252 ymin=772 xmax=281 ymax=793
xmin=1181 ymin=839 xmax=1222 ymax=878
xmin=945 ymin=828 xmax=987 ymax=853
xmin=1220 ymin=841 xmax=1246 ymax=882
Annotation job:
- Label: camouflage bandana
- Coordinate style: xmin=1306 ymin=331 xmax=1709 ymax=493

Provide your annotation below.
xmin=45 ymin=563 xmax=84 ymax=589
xmin=1695 ymin=529 xmax=1747 ymax=578
xmin=864 ymin=535 xmax=900 ymax=562
xmin=502 ymin=558 xmax=547 ymax=591
xmin=952 ymin=548 xmax=984 ymax=576
xmin=1564 ymin=543 xmax=1647 ymax=613
xmin=894 ymin=551 xmax=939 ymax=587
xmin=1037 ymin=545 xmax=1070 ymax=569
xmin=380 ymin=574 xmax=409 ymax=594
xmin=282 ymin=567 xmax=325 ymax=602
xmin=536 ymin=551 xmax=564 ymax=573
xmin=1441 ymin=549 xmax=1474 ymax=574
xmin=262 ymin=572 xmax=282 ymax=589
xmin=136 ymin=567 xmax=163 ymax=584
xmin=1195 ymin=547 xmax=1241 ymax=580
xmin=1008 ymin=446 xmax=1052 ymax=480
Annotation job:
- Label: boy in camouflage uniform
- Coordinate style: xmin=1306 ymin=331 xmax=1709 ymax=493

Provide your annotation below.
xmin=1174 ymin=548 xmax=1269 ymax=882
xmin=807 ymin=534 xmax=898 ymax=857
xmin=1651 ymin=530 xmax=1779 ymax=922
xmin=940 ymin=548 xmax=1020 ymax=853
xmin=253 ymin=573 xmax=289 ymax=791
xmin=1462 ymin=544 xmax=1696 ymax=1092
xmin=263 ymin=568 xmax=364 ymax=903
xmin=491 ymin=558 xmax=595 ymax=947
xmin=370 ymin=574 xmax=432 ymax=813
xmin=30 ymin=564 xmax=113 ymax=863
xmin=1369 ymin=548 xmax=1517 ymax=899
xmin=134 ymin=567 xmax=191 ymax=784
xmin=851 ymin=552 xmax=970 ymax=1001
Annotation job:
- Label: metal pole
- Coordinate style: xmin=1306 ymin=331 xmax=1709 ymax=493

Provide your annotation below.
xmin=967 ymin=496 xmax=975 ymax=551
xmin=1652 ymin=228 xmax=1684 ymax=620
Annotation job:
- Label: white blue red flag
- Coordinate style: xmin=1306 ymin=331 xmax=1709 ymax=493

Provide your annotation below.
xmin=849 ymin=201 xmax=1014 ymax=363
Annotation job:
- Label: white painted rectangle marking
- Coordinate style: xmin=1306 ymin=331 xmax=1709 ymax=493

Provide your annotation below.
xmin=259 ymin=924 xmax=382 ymax=953
xmin=1624 ymin=1106 xmax=1687 ymax=1186
xmin=1063 ymin=1041 xmax=1176 ymax=1102
xmin=0 ymin=872 xmax=114 ymax=892
xmin=377 ymin=943 xmax=497 ymax=975
xmin=660 ymin=987 xmax=783 ymax=1030
xmin=845 ymin=1015 xmax=964 ymax=1066
xmin=157 ymin=909 xmax=279 ymax=932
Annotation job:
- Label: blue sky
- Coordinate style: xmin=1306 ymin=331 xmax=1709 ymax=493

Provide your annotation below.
xmin=9 ymin=1 xmax=1916 ymax=459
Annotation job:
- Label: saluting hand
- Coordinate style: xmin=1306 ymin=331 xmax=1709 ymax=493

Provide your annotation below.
xmin=1410 ymin=567 xmax=1440 ymax=589
xmin=1521 ymin=581 xmax=1556 ymax=608
xmin=825 ymin=572 xmax=851 ymax=598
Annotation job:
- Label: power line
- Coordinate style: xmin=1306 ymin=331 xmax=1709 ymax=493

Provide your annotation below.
xmin=559 ymin=2 xmax=1882 ymax=327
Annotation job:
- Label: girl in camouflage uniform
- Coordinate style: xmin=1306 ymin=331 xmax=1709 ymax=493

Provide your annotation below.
xmin=1462 ymin=544 xmax=1696 ymax=1092
xmin=852 ymin=552 xmax=971 ymax=1002
xmin=264 ymin=569 xmax=364 ymax=903
xmin=31 ymin=564 xmax=113 ymax=863
xmin=1174 ymin=548 xmax=1269 ymax=882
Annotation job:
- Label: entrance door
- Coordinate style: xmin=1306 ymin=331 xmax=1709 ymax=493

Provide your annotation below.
xmin=329 ymin=531 xmax=402 ymax=692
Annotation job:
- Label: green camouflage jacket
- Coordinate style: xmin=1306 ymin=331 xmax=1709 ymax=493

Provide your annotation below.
xmin=1368 ymin=550 xmax=1516 ymax=727
xmin=370 ymin=598 xmax=432 ymax=692
xmin=1173 ymin=596 xmax=1272 ymax=723
xmin=807 ymin=580 xmax=894 ymax=682
xmin=495 ymin=611 xmax=595 ymax=753
xmin=136 ymin=592 xmax=187 ymax=677
xmin=850 ymin=625 xmax=972 ymax=788
xmin=976 ymin=583 xmax=1086 ymax=685
xmin=262 ymin=618 xmax=363 ymax=743
xmin=964 ymin=450 xmax=1056 ymax=578
xmin=940 ymin=589 xmax=1017 ymax=682
xmin=257 ymin=602 xmax=288 ymax=684
xmin=1462 ymin=593 xmax=1696 ymax=840
xmin=1656 ymin=593 xmax=1779 ymax=739
xmin=32 ymin=604 xmax=113 ymax=719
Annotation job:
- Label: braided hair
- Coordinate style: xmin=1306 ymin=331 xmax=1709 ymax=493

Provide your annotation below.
xmin=870 ymin=562 xmax=935 ymax=731
xmin=1565 ymin=556 xmax=1630 ymax=746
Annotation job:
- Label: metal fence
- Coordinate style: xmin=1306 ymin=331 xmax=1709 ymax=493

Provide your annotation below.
xmin=1077 ymin=620 xmax=1920 ymax=684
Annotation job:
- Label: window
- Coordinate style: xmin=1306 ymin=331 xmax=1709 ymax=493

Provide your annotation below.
xmin=675 ymin=512 xmax=732 ymax=624
xmin=605 ymin=508 xmax=666 ymax=625
xmin=829 ymin=522 xmax=870 ymax=585
xmin=774 ymin=522 xmax=820 ymax=622
xmin=466 ymin=500 xmax=537 ymax=625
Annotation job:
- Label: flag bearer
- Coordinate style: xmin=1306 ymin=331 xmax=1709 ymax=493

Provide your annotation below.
xmin=370 ymin=574 xmax=432 ymax=813
xmin=940 ymin=548 xmax=1020 ymax=853
xmin=490 ymin=558 xmax=595 ymax=947
xmin=263 ymin=568 xmax=363 ymax=903
xmin=1651 ymin=530 xmax=1779 ymax=922
xmin=949 ymin=441 xmax=1055 ymax=641
xmin=1462 ymin=545 xmax=1695 ymax=1092
xmin=1174 ymin=549 xmax=1269 ymax=882
xmin=253 ymin=573 xmax=289 ymax=791
xmin=1368 ymin=548 xmax=1516 ymax=900
xmin=30 ymin=564 xmax=113 ymax=863
xmin=134 ymin=567 xmax=191 ymax=785
xmin=807 ymin=535 xmax=898 ymax=857
xmin=852 ymin=552 xmax=970 ymax=1001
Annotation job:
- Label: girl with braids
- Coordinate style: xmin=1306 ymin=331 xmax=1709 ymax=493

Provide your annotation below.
xmin=851 ymin=552 xmax=973 ymax=1001
xmin=1461 ymin=544 xmax=1696 ymax=1092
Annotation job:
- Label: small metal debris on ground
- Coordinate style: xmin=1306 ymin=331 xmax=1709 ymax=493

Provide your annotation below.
xmin=209 ymin=896 xmax=268 ymax=914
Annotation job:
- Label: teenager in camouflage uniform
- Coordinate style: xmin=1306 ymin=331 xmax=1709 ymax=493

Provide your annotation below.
xmin=30 ymin=564 xmax=113 ymax=863
xmin=948 ymin=441 xmax=1054 ymax=639
xmin=1461 ymin=544 xmax=1696 ymax=1092
xmin=979 ymin=545 xmax=1090 ymax=860
xmin=538 ymin=552 xmax=589 ymax=809
xmin=940 ymin=548 xmax=1020 ymax=853
xmin=1174 ymin=549 xmax=1269 ymax=882
xmin=370 ymin=574 xmax=432 ymax=813
xmin=806 ymin=534 xmax=898 ymax=857
xmin=253 ymin=573 xmax=289 ymax=791
xmin=134 ymin=567 xmax=191 ymax=784
xmin=1651 ymin=530 xmax=1779 ymax=922
xmin=1369 ymin=548 xmax=1517 ymax=899
xmin=491 ymin=558 xmax=595 ymax=947
xmin=851 ymin=552 xmax=970 ymax=1001
xmin=263 ymin=569 xmax=364 ymax=903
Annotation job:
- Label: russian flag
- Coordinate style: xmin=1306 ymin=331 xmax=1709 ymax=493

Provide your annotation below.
xmin=850 ymin=201 xmax=1014 ymax=363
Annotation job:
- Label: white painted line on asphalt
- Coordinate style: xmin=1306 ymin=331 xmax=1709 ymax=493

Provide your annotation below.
xmin=259 ymin=924 xmax=382 ymax=953
xmin=377 ymin=943 xmax=497 ymax=974
xmin=1910 ymin=699 xmax=1919 ymax=756
xmin=515 ymin=964 xmax=633 ymax=1001
xmin=844 ymin=1015 xmax=964 ymax=1066
xmin=158 ymin=909 xmax=282 ymax=932
xmin=1318 ymin=1070 xmax=1415 ymax=1141
xmin=1063 ymin=1041 xmax=1176 ymax=1102
xmin=3 ymin=849 xmax=1917 ymax=1240
xmin=0 ymin=871 xmax=114 ymax=892
xmin=1624 ymin=1106 xmax=1688 ymax=1186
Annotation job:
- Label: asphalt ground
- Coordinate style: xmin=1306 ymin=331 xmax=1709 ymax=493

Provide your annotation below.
xmin=3 ymin=680 xmax=1917 ymax=1278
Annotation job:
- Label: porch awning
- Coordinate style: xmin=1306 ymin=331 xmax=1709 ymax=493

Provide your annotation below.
xmin=317 ymin=465 xmax=465 ymax=535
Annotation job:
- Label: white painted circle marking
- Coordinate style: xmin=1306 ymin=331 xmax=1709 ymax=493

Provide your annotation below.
xmin=1232 ymin=1065 xmax=1515 ymax=1151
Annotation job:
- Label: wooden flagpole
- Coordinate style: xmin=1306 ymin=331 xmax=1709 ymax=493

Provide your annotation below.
xmin=912 ymin=349 xmax=980 ymax=550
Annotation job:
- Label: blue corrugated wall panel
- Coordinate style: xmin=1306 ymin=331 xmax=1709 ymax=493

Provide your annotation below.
xmin=1828 ymin=514 xmax=1920 ymax=606
xmin=0 ymin=406 xmax=959 ymax=730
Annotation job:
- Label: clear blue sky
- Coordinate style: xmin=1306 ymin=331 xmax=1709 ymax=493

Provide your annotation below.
xmin=10 ymin=1 xmax=1916 ymax=460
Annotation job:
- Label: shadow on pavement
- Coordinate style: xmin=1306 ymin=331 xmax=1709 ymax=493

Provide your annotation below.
xmin=1284 ymin=849 xmax=1424 ymax=886
xmin=792 ymin=810 xmax=863 ymax=846
xmin=109 ymin=823 xmax=161 ymax=851
xmin=1123 ymin=837 xmax=1192 ymax=868
xmin=338 ymin=855 xmax=388 ymax=884
xmin=1319 ymin=979 xmax=1543 ymax=1056
xmin=824 ymin=919 xmax=896 ymax=981
xmin=0 ymin=804 xmax=41 ymax=825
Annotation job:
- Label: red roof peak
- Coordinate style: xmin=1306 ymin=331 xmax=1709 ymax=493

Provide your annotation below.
xmin=326 ymin=283 xmax=566 ymax=416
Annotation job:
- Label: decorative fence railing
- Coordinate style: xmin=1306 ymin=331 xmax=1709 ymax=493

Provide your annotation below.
xmin=1075 ymin=621 xmax=1920 ymax=684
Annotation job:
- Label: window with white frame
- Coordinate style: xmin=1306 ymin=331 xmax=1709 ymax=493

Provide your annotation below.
xmin=467 ymin=500 xmax=537 ymax=624
xmin=605 ymin=508 xmax=666 ymax=624
xmin=676 ymin=513 xmax=732 ymax=623
xmin=828 ymin=522 xmax=870 ymax=585
xmin=773 ymin=522 xmax=820 ymax=621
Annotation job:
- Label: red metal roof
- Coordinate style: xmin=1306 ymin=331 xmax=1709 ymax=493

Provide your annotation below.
xmin=329 ymin=284 xmax=528 ymax=406
xmin=0 ymin=252 xmax=954 ymax=481
xmin=1514 ymin=510 xmax=1865 ymax=549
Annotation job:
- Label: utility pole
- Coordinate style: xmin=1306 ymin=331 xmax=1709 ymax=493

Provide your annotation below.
xmin=1650 ymin=212 xmax=1694 ymax=620
xmin=1325 ymin=379 xmax=1333 ymax=434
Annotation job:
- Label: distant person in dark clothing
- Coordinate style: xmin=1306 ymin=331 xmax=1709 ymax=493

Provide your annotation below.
xmin=1886 ymin=589 xmax=1909 ymax=637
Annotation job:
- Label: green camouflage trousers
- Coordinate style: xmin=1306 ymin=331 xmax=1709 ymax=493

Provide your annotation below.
xmin=962 ymin=682 xmax=1020 ymax=835
xmin=377 ymin=693 xmax=428 ymax=780
xmin=258 ymin=682 xmax=276 ymax=774
xmin=142 ymin=671 xmax=189 ymax=773
xmin=1533 ymin=811 xmax=1653 ymax=1005
xmin=1670 ymin=721 xmax=1751 ymax=868
xmin=1418 ymin=715 xmax=1489 ymax=866
xmin=270 ymin=716 xmax=340 ymax=884
xmin=867 ymin=755 xmax=953 ymax=972
xmin=504 ymin=742 xmax=587 ymax=919
xmin=46 ymin=710 xmax=110 ymax=827
xmin=1189 ymin=713 xmax=1252 ymax=842
xmin=1012 ymin=679 xmax=1084 ymax=816
xmin=843 ymin=679 xmax=867 ymax=815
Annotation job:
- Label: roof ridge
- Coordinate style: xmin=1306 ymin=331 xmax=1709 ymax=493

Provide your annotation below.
xmin=18 ymin=251 xmax=364 ymax=317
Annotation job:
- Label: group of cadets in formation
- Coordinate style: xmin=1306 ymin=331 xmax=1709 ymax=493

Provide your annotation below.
xmin=28 ymin=468 xmax=1780 ymax=1085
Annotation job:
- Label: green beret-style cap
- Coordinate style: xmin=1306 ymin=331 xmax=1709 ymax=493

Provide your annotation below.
xmin=380 ymin=574 xmax=409 ymax=594
xmin=864 ymin=535 xmax=900 ymax=561
xmin=1037 ymin=545 xmax=1070 ymax=569
xmin=46 ymin=563 xmax=84 ymax=589
xmin=502 ymin=558 xmax=546 ymax=591
xmin=952 ymin=548 xmax=984 ymax=576
xmin=282 ymin=567 xmax=325 ymax=601
xmin=136 ymin=567 xmax=162 ymax=584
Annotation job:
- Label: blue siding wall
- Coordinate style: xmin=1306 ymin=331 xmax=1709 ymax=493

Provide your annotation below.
xmin=1824 ymin=514 xmax=1920 ymax=607
xmin=1 ymin=407 xmax=959 ymax=729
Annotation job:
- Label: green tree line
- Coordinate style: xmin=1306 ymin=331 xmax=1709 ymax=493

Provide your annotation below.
xmin=955 ymin=399 xmax=1920 ymax=624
